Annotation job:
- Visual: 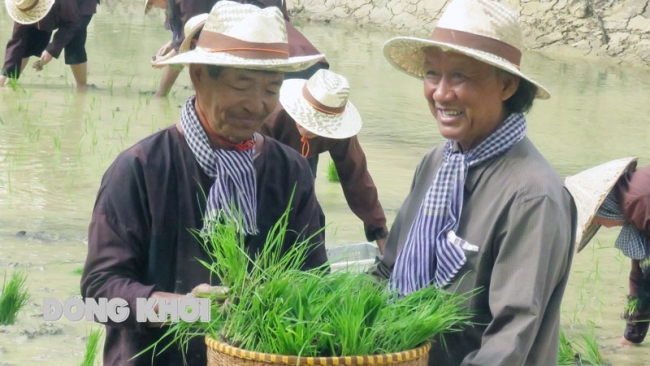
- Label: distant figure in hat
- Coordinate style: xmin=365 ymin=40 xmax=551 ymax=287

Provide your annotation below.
xmin=371 ymin=0 xmax=577 ymax=364
xmin=261 ymin=69 xmax=389 ymax=252
xmin=566 ymin=158 xmax=650 ymax=347
xmin=149 ymin=0 xmax=329 ymax=97
xmin=80 ymin=2 xmax=327 ymax=365
xmin=0 ymin=0 xmax=96 ymax=89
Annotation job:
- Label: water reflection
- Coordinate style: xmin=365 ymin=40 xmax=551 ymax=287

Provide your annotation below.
xmin=0 ymin=5 xmax=649 ymax=365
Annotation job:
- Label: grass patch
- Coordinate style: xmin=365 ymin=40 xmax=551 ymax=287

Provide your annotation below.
xmin=0 ymin=270 xmax=30 ymax=325
xmin=327 ymin=160 xmax=339 ymax=183
xmin=81 ymin=327 xmax=104 ymax=366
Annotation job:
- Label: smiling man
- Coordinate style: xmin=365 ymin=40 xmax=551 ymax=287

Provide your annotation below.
xmin=80 ymin=2 xmax=327 ymax=365
xmin=372 ymin=0 xmax=577 ymax=364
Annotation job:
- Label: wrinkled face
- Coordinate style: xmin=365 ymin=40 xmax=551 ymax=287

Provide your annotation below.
xmin=191 ymin=65 xmax=283 ymax=143
xmin=422 ymin=48 xmax=519 ymax=151
xmin=295 ymin=123 xmax=317 ymax=139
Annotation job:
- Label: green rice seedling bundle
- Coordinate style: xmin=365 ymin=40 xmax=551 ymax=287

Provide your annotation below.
xmin=0 ymin=270 xmax=30 ymax=325
xmin=153 ymin=202 xmax=473 ymax=361
xmin=327 ymin=160 xmax=339 ymax=183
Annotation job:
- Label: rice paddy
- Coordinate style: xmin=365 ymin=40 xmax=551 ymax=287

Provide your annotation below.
xmin=1 ymin=2 xmax=650 ymax=365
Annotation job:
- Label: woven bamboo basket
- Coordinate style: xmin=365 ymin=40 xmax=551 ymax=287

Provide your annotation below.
xmin=206 ymin=337 xmax=431 ymax=366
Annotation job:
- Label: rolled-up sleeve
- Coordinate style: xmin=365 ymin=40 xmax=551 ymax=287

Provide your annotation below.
xmin=330 ymin=137 xmax=388 ymax=242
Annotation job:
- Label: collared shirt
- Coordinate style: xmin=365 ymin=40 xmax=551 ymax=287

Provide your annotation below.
xmin=373 ymin=137 xmax=577 ymax=366
xmin=81 ymin=126 xmax=327 ymax=366
xmin=618 ymin=165 xmax=650 ymax=236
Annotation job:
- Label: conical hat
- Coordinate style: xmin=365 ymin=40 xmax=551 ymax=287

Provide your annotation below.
xmin=565 ymin=157 xmax=638 ymax=253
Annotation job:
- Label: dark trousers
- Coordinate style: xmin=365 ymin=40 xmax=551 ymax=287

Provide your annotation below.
xmin=624 ymin=259 xmax=650 ymax=343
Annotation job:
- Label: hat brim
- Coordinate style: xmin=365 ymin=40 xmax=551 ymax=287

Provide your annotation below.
xmin=565 ymin=157 xmax=638 ymax=253
xmin=280 ymin=79 xmax=362 ymax=139
xmin=383 ymin=36 xmax=551 ymax=100
xmin=6 ymin=0 xmax=55 ymax=24
xmin=158 ymin=48 xmax=324 ymax=73
xmin=179 ymin=17 xmax=208 ymax=54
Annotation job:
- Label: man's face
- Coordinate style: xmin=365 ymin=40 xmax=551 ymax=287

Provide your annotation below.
xmin=191 ymin=65 xmax=283 ymax=143
xmin=422 ymin=48 xmax=519 ymax=151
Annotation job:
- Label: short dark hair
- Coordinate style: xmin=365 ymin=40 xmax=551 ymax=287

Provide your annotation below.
xmin=498 ymin=69 xmax=537 ymax=114
xmin=497 ymin=68 xmax=537 ymax=113
xmin=506 ymin=79 xmax=537 ymax=114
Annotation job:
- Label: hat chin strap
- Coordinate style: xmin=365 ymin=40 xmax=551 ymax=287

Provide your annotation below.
xmin=194 ymin=94 xmax=255 ymax=151
xmin=430 ymin=27 xmax=522 ymax=69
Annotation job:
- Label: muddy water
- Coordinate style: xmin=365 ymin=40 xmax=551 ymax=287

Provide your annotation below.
xmin=1 ymin=4 xmax=649 ymax=365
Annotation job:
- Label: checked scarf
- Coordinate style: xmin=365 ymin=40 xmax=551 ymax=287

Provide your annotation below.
xmin=390 ymin=113 xmax=527 ymax=296
xmin=597 ymin=191 xmax=650 ymax=275
xmin=181 ymin=96 xmax=258 ymax=234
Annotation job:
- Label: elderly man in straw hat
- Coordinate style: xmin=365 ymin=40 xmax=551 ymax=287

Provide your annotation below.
xmin=566 ymin=158 xmax=650 ymax=347
xmin=80 ymin=2 xmax=327 ymax=365
xmin=371 ymin=0 xmax=577 ymax=364
xmin=0 ymin=0 xmax=94 ymax=89
xmin=261 ymin=69 xmax=389 ymax=252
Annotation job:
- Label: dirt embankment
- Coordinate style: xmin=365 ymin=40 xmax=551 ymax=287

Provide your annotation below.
xmin=287 ymin=0 xmax=650 ymax=68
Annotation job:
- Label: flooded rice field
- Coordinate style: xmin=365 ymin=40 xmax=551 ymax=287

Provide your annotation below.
xmin=1 ymin=2 xmax=650 ymax=365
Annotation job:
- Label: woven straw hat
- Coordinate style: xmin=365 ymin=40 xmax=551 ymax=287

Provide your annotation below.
xmin=5 ymin=0 xmax=55 ymax=24
xmin=159 ymin=1 xmax=323 ymax=72
xmin=280 ymin=70 xmax=362 ymax=139
xmin=383 ymin=0 xmax=550 ymax=99
xmin=565 ymin=157 xmax=638 ymax=253
xmin=179 ymin=13 xmax=209 ymax=54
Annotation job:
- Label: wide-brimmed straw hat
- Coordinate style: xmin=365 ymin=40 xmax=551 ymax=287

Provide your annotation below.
xmin=179 ymin=13 xmax=209 ymax=54
xmin=159 ymin=1 xmax=323 ymax=72
xmin=6 ymin=0 xmax=55 ymax=24
xmin=280 ymin=69 xmax=362 ymax=139
xmin=383 ymin=0 xmax=551 ymax=99
xmin=565 ymin=157 xmax=638 ymax=253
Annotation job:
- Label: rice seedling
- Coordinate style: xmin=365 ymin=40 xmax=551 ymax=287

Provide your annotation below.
xmin=81 ymin=327 xmax=103 ymax=366
xmin=558 ymin=329 xmax=579 ymax=365
xmin=126 ymin=74 xmax=136 ymax=88
xmin=6 ymin=72 xmax=24 ymax=92
xmin=576 ymin=332 xmax=605 ymax=365
xmin=54 ymin=135 xmax=62 ymax=151
xmin=72 ymin=267 xmax=84 ymax=276
xmin=108 ymin=79 xmax=114 ymax=96
xmin=327 ymin=160 xmax=339 ymax=182
xmin=0 ymin=270 xmax=30 ymax=325
xmin=146 ymin=198 xmax=474 ymax=361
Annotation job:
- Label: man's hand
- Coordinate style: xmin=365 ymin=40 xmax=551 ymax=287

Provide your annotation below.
xmin=151 ymin=49 xmax=178 ymax=69
xmin=157 ymin=41 xmax=173 ymax=57
xmin=191 ymin=283 xmax=229 ymax=302
xmin=376 ymin=236 xmax=387 ymax=255
xmin=34 ymin=50 xmax=53 ymax=71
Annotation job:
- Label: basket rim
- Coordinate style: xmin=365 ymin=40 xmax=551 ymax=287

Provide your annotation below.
xmin=205 ymin=336 xmax=431 ymax=365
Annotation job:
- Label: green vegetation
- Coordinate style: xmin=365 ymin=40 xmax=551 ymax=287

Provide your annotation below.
xmin=0 ymin=270 xmax=30 ymax=325
xmin=327 ymin=160 xmax=339 ymax=183
xmin=72 ymin=267 xmax=84 ymax=276
xmin=150 ymin=201 xmax=473 ymax=359
xmin=81 ymin=327 xmax=104 ymax=366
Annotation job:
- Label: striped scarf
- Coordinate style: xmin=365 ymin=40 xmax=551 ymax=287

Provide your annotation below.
xmin=390 ymin=113 xmax=527 ymax=296
xmin=180 ymin=96 xmax=258 ymax=234
xmin=597 ymin=191 xmax=650 ymax=275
